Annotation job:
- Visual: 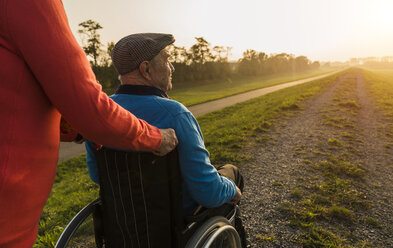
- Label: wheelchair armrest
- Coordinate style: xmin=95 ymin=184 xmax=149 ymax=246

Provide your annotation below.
xmin=227 ymin=205 xmax=238 ymax=226
xmin=54 ymin=198 xmax=101 ymax=248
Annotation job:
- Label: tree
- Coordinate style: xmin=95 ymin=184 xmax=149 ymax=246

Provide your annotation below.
xmin=294 ymin=56 xmax=310 ymax=72
xmin=78 ymin=19 xmax=103 ymax=66
xmin=267 ymin=53 xmax=293 ymax=74
xmin=103 ymin=41 xmax=115 ymax=66
xmin=168 ymin=45 xmax=188 ymax=64
xmin=189 ymin=37 xmax=215 ymax=64
xmin=238 ymin=50 xmax=262 ymax=76
xmin=311 ymin=61 xmax=320 ymax=70
xmin=213 ymin=46 xmax=229 ymax=62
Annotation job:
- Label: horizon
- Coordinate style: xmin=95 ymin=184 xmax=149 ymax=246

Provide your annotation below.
xmin=63 ymin=0 xmax=393 ymax=62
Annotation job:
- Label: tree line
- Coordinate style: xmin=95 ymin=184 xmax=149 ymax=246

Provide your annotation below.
xmin=78 ymin=19 xmax=321 ymax=91
xmin=350 ymin=57 xmax=393 ymax=69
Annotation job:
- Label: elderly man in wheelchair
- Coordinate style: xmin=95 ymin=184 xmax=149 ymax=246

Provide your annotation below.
xmin=56 ymin=33 xmax=247 ymax=248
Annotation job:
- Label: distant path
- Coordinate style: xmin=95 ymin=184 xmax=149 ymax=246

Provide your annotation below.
xmin=188 ymin=70 xmax=341 ymax=116
xmin=58 ymin=70 xmax=342 ymax=162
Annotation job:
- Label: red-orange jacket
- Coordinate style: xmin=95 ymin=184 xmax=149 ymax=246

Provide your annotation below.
xmin=0 ymin=0 xmax=161 ymax=247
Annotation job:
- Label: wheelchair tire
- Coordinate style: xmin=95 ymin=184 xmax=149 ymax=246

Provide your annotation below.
xmin=54 ymin=199 xmax=101 ymax=248
xmin=185 ymin=216 xmax=241 ymax=248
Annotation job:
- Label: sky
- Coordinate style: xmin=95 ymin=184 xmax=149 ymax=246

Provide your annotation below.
xmin=63 ymin=0 xmax=393 ymax=62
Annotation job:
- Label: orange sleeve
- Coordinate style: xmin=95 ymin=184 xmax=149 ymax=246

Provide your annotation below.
xmin=5 ymin=0 xmax=161 ymax=151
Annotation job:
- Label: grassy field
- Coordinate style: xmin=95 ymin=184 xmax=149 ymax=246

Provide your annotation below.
xmin=169 ymin=67 xmax=340 ymax=106
xmin=35 ymin=69 xmax=345 ymax=247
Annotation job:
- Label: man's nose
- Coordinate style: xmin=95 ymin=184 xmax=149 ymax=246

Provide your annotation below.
xmin=169 ymin=63 xmax=175 ymax=73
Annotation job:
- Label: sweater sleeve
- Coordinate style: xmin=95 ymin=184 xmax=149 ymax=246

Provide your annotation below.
xmin=85 ymin=140 xmax=100 ymax=184
xmin=174 ymin=112 xmax=237 ymax=208
xmin=4 ymin=0 xmax=161 ymax=151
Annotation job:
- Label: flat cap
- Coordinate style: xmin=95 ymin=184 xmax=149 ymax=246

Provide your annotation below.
xmin=111 ymin=33 xmax=175 ymax=75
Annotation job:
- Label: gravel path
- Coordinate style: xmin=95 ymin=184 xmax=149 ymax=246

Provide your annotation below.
xmin=351 ymin=73 xmax=393 ymax=245
xmin=240 ymin=71 xmax=392 ymax=247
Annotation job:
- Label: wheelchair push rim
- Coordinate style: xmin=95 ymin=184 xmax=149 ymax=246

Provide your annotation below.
xmin=185 ymin=216 xmax=241 ymax=248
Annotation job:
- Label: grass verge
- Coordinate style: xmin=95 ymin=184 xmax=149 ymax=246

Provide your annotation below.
xmin=170 ymin=67 xmax=340 ymax=106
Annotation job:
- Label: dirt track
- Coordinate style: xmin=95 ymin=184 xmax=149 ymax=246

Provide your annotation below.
xmin=58 ymin=70 xmax=341 ymax=162
xmin=241 ymin=71 xmax=393 ymax=247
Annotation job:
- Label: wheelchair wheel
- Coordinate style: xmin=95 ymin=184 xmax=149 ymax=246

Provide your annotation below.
xmin=55 ymin=199 xmax=101 ymax=248
xmin=185 ymin=216 xmax=241 ymax=248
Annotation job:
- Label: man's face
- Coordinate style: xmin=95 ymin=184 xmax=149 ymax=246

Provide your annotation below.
xmin=150 ymin=48 xmax=175 ymax=92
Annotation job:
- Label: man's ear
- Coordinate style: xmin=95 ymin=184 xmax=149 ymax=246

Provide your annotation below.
xmin=139 ymin=61 xmax=151 ymax=80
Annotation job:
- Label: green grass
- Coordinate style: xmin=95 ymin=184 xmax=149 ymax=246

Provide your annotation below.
xmin=291 ymin=188 xmax=303 ymax=199
xmin=315 ymin=158 xmax=365 ymax=179
xmin=341 ymin=132 xmax=354 ymax=139
xmin=257 ymin=234 xmax=277 ymax=244
xmin=300 ymin=226 xmax=347 ymax=248
xmin=272 ymin=181 xmax=285 ymax=187
xmin=36 ymin=70 xmax=345 ymax=247
xmin=337 ymin=100 xmax=360 ymax=109
xmin=328 ymin=206 xmax=354 ymax=222
xmin=35 ymin=156 xmax=98 ymax=247
xmin=170 ymin=67 xmax=340 ymax=106
xmin=364 ymin=217 xmax=382 ymax=228
xmin=255 ymin=135 xmax=270 ymax=143
xmin=328 ymin=138 xmax=342 ymax=147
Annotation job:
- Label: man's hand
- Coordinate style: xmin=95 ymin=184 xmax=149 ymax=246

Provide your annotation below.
xmin=153 ymin=128 xmax=178 ymax=156
xmin=229 ymin=186 xmax=242 ymax=205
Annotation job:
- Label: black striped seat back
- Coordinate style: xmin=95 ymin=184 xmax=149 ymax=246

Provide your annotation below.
xmin=94 ymin=148 xmax=184 ymax=248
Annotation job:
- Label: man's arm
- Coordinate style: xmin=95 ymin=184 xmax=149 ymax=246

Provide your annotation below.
xmin=229 ymin=186 xmax=242 ymax=205
xmin=85 ymin=140 xmax=100 ymax=184
xmin=5 ymin=0 xmax=177 ymax=152
xmin=174 ymin=112 xmax=238 ymax=208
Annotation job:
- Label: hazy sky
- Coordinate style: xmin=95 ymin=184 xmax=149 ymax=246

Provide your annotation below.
xmin=63 ymin=0 xmax=393 ymax=62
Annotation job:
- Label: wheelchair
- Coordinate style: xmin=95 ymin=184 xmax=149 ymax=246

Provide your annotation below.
xmin=55 ymin=148 xmax=242 ymax=248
